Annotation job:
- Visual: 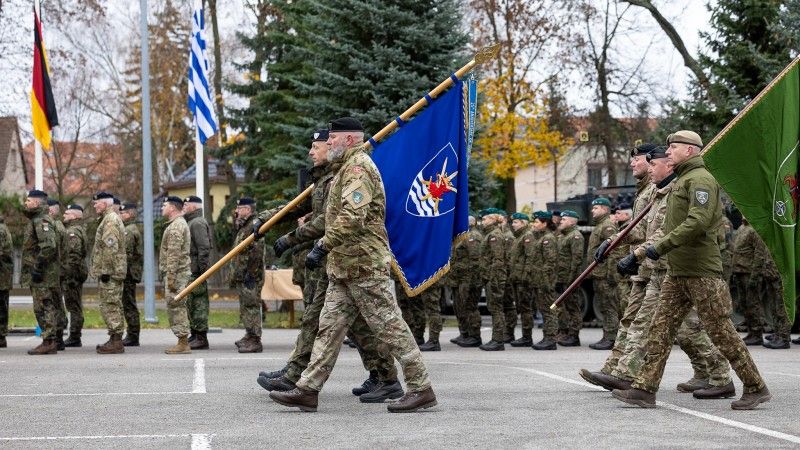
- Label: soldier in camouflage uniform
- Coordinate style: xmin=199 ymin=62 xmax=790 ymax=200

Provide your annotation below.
xmin=506 ymin=212 xmax=534 ymax=347
xmin=270 ymin=118 xmax=435 ymax=413
xmin=531 ymin=211 xmax=559 ymax=350
xmin=61 ymin=204 xmax=88 ymax=347
xmin=586 ymin=197 xmax=618 ymax=350
xmin=419 ymin=279 xmax=444 ymax=351
xmin=22 ymin=190 xmax=60 ymax=355
xmin=47 ymin=198 xmax=68 ymax=350
xmin=754 ymin=237 xmax=792 ymax=349
xmin=498 ymin=214 xmax=517 ymax=343
xmin=160 ymin=196 xmax=192 ymax=354
xmin=90 ymin=192 xmax=127 ymax=354
xmin=612 ymin=130 xmax=769 ymax=410
xmin=119 ymin=203 xmax=143 ymax=347
xmin=182 ymin=196 xmax=213 ymax=350
xmin=731 ymin=217 xmax=760 ymax=343
xmin=231 ymin=197 xmax=264 ymax=353
xmin=0 ymin=214 xmax=13 ymax=348
xmin=478 ymin=208 xmax=509 ymax=351
xmin=448 ymin=216 xmax=483 ymax=347
xmin=396 ymin=273 xmax=426 ymax=344
xmin=610 ymin=204 xmax=633 ymax=308
xmin=556 ymin=210 xmax=585 ymax=346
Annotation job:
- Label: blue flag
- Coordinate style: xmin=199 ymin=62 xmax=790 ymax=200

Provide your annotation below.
xmin=371 ymin=80 xmax=470 ymax=296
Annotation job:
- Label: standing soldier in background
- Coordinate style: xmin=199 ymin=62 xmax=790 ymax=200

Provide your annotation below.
xmin=61 ymin=204 xmax=88 ymax=348
xmin=183 ymin=196 xmax=213 ymax=350
xmin=556 ymin=210 xmax=585 ymax=346
xmin=610 ymin=204 xmax=634 ymax=309
xmin=531 ymin=211 xmax=559 ymax=350
xmin=231 ymin=197 xmax=264 ymax=353
xmin=419 ymin=280 xmax=444 ymax=351
xmin=119 ymin=203 xmax=143 ymax=347
xmin=586 ymin=197 xmax=618 ymax=350
xmin=449 ymin=216 xmax=483 ymax=347
xmin=160 ymin=196 xmax=193 ymax=354
xmin=47 ymin=198 xmax=67 ymax=350
xmin=754 ymin=237 xmax=791 ymax=349
xmin=395 ymin=273 xmax=426 ymax=345
xmin=0 ymin=214 xmax=12 ymax=348
xmin=22 ymin=190 xmax=60 ymax=355
xmin=506 ymin=212 xmax=534 ymax=347
xmin=731 ymin=217 xmax=762 ymax=345
xmin=479 ymin=208 xmax=509 ymax=351
xmin=501 ymin=213 xmax=517 ymax=343
xmin=90 ymin=192 xmax=127 ymax=354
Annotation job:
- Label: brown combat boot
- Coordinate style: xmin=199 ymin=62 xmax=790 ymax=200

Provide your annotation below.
xmin=387 ymin=386 xmax=437 ymax=413
xmin=165 ymin=336 xmax=192 ymax=354
xmin=235 ymin=333 xmax=249 ymax=348
xmin=190 ymin=332 xmax=209 ymax=350
xmin=731 ymin=386 xmax=772 ymax=410
xmin=677 ymin=377 xmax=711 ymax=393
xmin=593 ymin=372 xmax=632 ymax=391
xmin=96 ymin=334 xmax=124 ymax=354
xmin=611 ymin=388 xmax=656 ymax=408
xmin=238 ymin=334 xmax=263 ymax=353
xmin=693 ymin=381 xmax=736 ymax=399
xmin=27 ymin=339 xmax=57 ymax=355
xmin=269 ymin=387 xmax=319 ymax=412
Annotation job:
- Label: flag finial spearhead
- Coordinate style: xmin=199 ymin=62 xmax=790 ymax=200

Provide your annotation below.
xmin=474 ymin=44 xmax=500 ymax=65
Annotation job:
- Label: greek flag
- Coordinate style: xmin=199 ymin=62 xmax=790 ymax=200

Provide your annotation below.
xmin=187 ymin=0 xmax=217 ymax=144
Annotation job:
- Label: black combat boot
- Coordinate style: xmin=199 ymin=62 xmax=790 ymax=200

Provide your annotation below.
xmin=509 ymin=335 xmax=533 ymax=347
xmin=558 ymin=335 xmax=581 ymax=347
xmin=190 ymin=332 xmax=209 ymax=350
xmin=478 ymin=340 xmax=505 ymax=351
xmin=457 ymin=336 xmax=482 ymax=347
xmin=259 ymin=365 xmax=288 ymax=379
xmin=122 ymin=333 xmax=140 ymax=347
xmin=677 ymin=377 xmax=710 ymax=393
xmin=589 ymin=339 xmax=614 ymax=350
xmin=419 ymin=339 xmax=440 ymax=352
xmin=450 ymin=332 xmax=467 ymax=344
xmin=352 ymin=372 xmax=379 ymax=396
xmin=360 ymin=380 xmax=404 ymax=403
xmin=64 ymin=333 xmax=82 ymax=347
xmin=743 ymin=333 xmax=763 ymax=346
xmin=792 ymin=336 xmax=800 ymax=345
xmin=693 ymin=382 xmax=736 ymax=399
xmin=257 ymin=375 xmax=296 ymax=392
xmin=55 ymin=330 xmax=65 ymax=351
xmin=532 ymin=338 xmax=557 ymax=351
xmin=188 ymin=329 xmax=197 ymax=344
xmin=763 ymin=336 xmax=790 ymax=349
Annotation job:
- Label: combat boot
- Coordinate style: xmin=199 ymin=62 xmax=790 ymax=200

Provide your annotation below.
xmin=478 ymin=340 xmax=505 ymax=351
xmin=360 ymin=380 xmax=404 ymax=403
xmin=611 ymin=388 xmax=656 ymax=408
xmin=257 ymin=375 xmax=296 ymax=392
xmin=693 ymin=381 xmax=736 ymax=399
xmin=97 ymin=334 xmax=124 ymax=354
xmin=742 ymin=332 xmax=763 ymax=346
xmin=188 ymin=329 xmax=197 ymax=344
xmin=419 ymin=339 xmax=440 ymax=352
xmin=592 ymin=372 xmax=632 ymax=391
xmin=269 ymin=387 xmax=319 ymax=412
xmin=457 ymin=336 xmax=482 ymax=347
xmin=0 ymin=336 xmax=6 ymax=348
xmin=259 ymin=365 xmax=288 ymax=379
xmin=165 ymin=336 xmax=191 ymax=354
xmin=55 ymin=330 xmax=65 ymax=351
xmin=387 ymin=387 xmax=437 ymax=413
xmin=63 ymin=333 xmax=82 ymax=348
xmin=558 ymin=335 xmax=581 ymax=347
xmin=190 ymin=332 xmax=209 ymax=350
xmin=763 ymin=336 xmax=790 ymax=349
xmin=731 ymin=386 xmax=771 ymax=410
xmin=579 ymin=369 xmax=602 ymax=386
xmin=589 ymin=339 xmax=614 ymax=350
xmin=532 ymin=338 xmax=557 ymax=350
xmin=450 ymin=333 xmax=467 ymax=344
xmin=235 ymin=333 xmax=249 ymax=348
xmin=792 ymin=336 xmax=800 ymax=345
xmin=238 ymin=334 xmax=263 ymax=353
xmin=414 ymin=335 xmax=425 ymax=346
xmin=121 ymin=334 xmax=140 ymax=347
xmin=510 ymin=335 xmax=533 ymax=347
xmin=764 ymin=333 xmax=775 ymax=342
xmin=352 ymin=372 xmax=379 ymax=396
xmin=677 ymin=377 xmax=711 ymax=393
xmin=27 ymin=339 xmax=57 ymax=355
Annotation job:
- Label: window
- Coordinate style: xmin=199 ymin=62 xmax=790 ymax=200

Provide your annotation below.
xmin=587 ymin=165 xmax=603 ymax=189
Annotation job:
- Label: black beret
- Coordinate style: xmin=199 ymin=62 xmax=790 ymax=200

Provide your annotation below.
xmin=66 ymin=204 xmax=83 ymax=212
xmin=112 ymin=197 xmax=121 ymax=205
xmin=163 ymin=195 xmax=184 ymax=207
xmin=646 ymin=145 xmax=669 ymax=161
xmin=120 ymin=202 xmax=138 ymax=211
xmin=617 ymin=202 xmax=632 ymax=211
xmin=313 ymin=129 xmax=329 ymax=142
xmin=93 ymin=191 xmax=113 ymax=201
xmin=27 ymin=189 xmax=48 ymax=199
xmin=631 ymin=142 xmax=658 ymax=157
xmin=47 ymin=198 xmax=60 ymax=206
xmin=184 ymin=195 xmax=202 ymax=204
xmin=329 ymin=117 xmax=363 ymax=132
xmin=237 ymin=197 xmax=256 ymax=206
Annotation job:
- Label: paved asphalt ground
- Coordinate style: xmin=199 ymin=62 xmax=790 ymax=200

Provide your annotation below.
xmin=2 ymin=325 xmax=800 ymax=449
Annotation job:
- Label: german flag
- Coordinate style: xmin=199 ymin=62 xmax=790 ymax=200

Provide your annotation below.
xmin=30 ymin=6 xmax=58 ymax=150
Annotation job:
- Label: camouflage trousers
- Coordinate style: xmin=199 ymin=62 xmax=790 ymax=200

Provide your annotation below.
xmin=165 ymin=275 xmax=190 ymax=338
xmin=0 ymin=290 xmax=8 ymax=337
xmin=503 ymin=286 xmax=517 ymax=340
xmin=186 ymin=277 xmax=209 ymax=333
xmin=593 ymin=277 xmax=620 ymax=341
xmin=455 ymin=283 xmax=482 ymax=338
xmin=31 ymin=286 xmax=59 ymax=340
xmin=63 ymin=279 xmax=84 ymax=336
xmin=733 ymin=272 xmax=763 ymax=333
xmin=54 ymin=286 xmax=68 ymax=332
xmin=677 ymin=308 xmax=732 ymax=387
xmin=508 ymin=283 xmax=533 ymax=337
xmin=632 ymin=275 xmax=765 ymax=394
xmin=296 ymin=277 xmax=431 ymax=393
xmin=122 ymin=280 xmax=140 ymax=337
xmin=602 ymin=279 xmax=649 ymax=375
xmin=420 ymin=286 xmax=442 ymax=341
xmin=557 ymin=284 xmax=583 ymax=337
xmin=485 ymin=280 xmax=507 ymax=342
xmin=617 ymin=278 xmax=631 ymax=312
xmin=98 ymin=279 xmax=125 ymax=336
xmin=348 ymin=318 xmax=399 ymax=383
xmin=397 ymin=288 xmax=425 ymax=341
xmin=237 ymin=283 xmax=263 ymax=337
xmin=764 ymin=277 xmax=791 ymax=339
xmin=533 ymin=285 xmax=557 ymax=340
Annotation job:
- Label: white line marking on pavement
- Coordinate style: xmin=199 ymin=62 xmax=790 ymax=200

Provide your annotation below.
xmin=191 ymin=433 xmax=214 ymax=449
xmin=439 ymin=361 xmax=800 ymax=445
xmin=0 ymin=391 xmax=195 ymax=398
xmin=0 ymin=434 xmax=192 ymax=441
xmin=193 ymin=359 xmax=206 ymax=394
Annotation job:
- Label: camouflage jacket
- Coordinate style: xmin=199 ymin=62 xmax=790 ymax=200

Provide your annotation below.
xmin=480 ymin=222 xmax=508 ymax=284
xmin=184 ymin=209 xmax=212 ymax=276
xmin=633 ymin=176 xmax=675 ymax=279
xmin=586 ymin=213 xmax=616 ymax=278
xmin=123 ymin=219 xmax=143 ymax=283
xmin=719 ymin=216 xmax=733 ymax=276
xmin=159 ymin=215 xmax=191 ymax=283
xmin=61 ymin=219 xmax=88 ymax=283
xmin=752 ymin=235 xmax=780 ymax=280
xmin=531 ymin=229 xmax=558 ymax=287
xmin=54 ymin=218 xmax=66 ymax=273
xmin=230 ymin=214 xmax=264 ymax=288
xmin=0 ymin=218 xmax=13 ymax=291
xmin=508 ymin=227 xmax=534 ymax=284
xmin=90 ymin=207 xmax=127 ymax=281
xmin=21 ymin=205 xmax=60 ymax=288
xmin=291 ymin=161 xmax=340 ymax=246
xmin=732 ymin=223 xmax=757 ymax=274
xmin=320 ymin=144 xmax=392 ymax=280
xmin=556 ymin=225 xmax=584 ymax=284
xmin=449 ymin=227 xmax=483 ymax=285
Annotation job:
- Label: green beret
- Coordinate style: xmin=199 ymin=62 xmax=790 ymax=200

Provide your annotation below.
xmin=591 ymin=197 xmax=611 ymax=207
xmin=478 ymin=208 xmax=492 ymax=218
xmin=560 ymin=210 xmax=579 ymax=219
xmin=510 ymin=212 xmax=529 ymax=221
xmin=533 ymin=210 xmax=552 ymax=220
xmin=496 ymin=209 xmax=508 ymax=217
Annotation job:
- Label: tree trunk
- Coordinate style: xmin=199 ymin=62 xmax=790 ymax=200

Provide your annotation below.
xmin=504 ymin=178 xmax=517 ymax=213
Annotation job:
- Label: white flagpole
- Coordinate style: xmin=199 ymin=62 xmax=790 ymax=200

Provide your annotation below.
xmin=195 ymin=137 xmax=204 ymax=198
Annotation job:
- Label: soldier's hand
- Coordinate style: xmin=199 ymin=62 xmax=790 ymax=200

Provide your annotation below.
xmin=594 ymin=239 xmax=611 ymax=263
xmin=100 ymin=274 xmax=111 ymax=283
xmin=644 ymin=245 xmax=660 ymax=260
xmin=305 ymin=241 xmax=329 ymax=269
xmin=617 ymin=254 xmax=639 ymax=276
xmin=31 ymin=270 xmax=44 ymax=283
xmin=252 ymin=218 xmax=266 ymax=240
xmin=273 ymin=235 xmax=292 ymax=258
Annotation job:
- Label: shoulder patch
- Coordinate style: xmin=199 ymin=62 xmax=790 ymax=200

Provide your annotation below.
xmin=695 ymin=189 xmax=709 ymax=205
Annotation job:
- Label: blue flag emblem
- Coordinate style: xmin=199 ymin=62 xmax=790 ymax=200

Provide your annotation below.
xmin=371 ymin=80 xmax=470 ymax=296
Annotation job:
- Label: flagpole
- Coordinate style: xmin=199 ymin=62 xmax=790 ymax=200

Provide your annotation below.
xmin=195 ymin=138 xmax=204 ymax=199
xmin=140 ymin=0 xmax=157 ymax=323
xmin=33 ymin=0 xmax=43 ymax=190
xmin=174 ymin=43 xmax=500 ymax=301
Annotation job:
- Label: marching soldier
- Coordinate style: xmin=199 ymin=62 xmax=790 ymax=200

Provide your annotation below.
xmin=531 ymin=211 xmax=559 ymax=350
xmin=731 ymin=217 xmax=763 ymax=345
xmin=22 ymin=190 xmax=60 ymax=355
xmin=231 ymin=197 xmax=264 ymax=353
xmin=90 ymin=191 xmax=127 ymax=354
xmin=506 ymin=212 xmax=534 ymax=347
xmin=419 ymin=279 xmax=444 ymax=351
xmin=119 ymin=203 xmax=143 ymax=346
xmin=47 ymin=198 xmax=68 ymax=350
xmin=555 ymin=210 xmax=584 ymax=346
xmin=479 ymin=208 xmax=509 ymax=351
xmin=0 ymin=214 xmax=13 ymax=348
xmin=160 ymin=196 xmax=193 ymax=354
xmin=61 ymin=204 xmax=88 ymax=347
xmin=448 ymin=216 xmax=483 ymax=347
xmin=183 ymin=196 xmax=213 ymax=350
xmin=586 ymin=197 xmax=618 ymax=350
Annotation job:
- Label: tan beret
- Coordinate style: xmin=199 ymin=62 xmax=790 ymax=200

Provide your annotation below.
xmin=666 ymin=130 xmax=703 ymax=147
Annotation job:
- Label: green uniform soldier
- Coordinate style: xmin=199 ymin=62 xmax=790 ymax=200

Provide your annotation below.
xmin=610 ymin=204 xmax=634 ymax=308
xmin=586 ymin=197 xmax=618 ymax=350
xmin=500 ymin=216 xmax=517 ymax=342
xmin=119 ymin=203 xmax=143 ymax=346
xmin=448 ymin=216 xmax=483 ymax=347
xmin=612 ymin=130 xmax=769 ymax=410
xmin=507 ymin=212 xmax=534 ymax=347
xmin=270 ymin=117 xmax=435 ymax=413
xmin=159 ymin=196 xmax=193 ymax=354
xmin=531 ymin=211 xmax=559 ymax=350
xmin=555 ymin=210 xmax=584 ymax=346
xmin=754 ymin=237 xmax=791 ymax=349
xmin=395 ymin=272 xmax=426 ymax=344
xmin=0 ymin=214 xmax=13 ymax=348
xmin=731 ymin=218 xmax=763 ymax=344
xmin=90 ymin=192 xmax=127 ymax=354
xmin=22 ymin=190 xmax=60 ymax=355
xmin=61 ymin=204 xmax=88 ymax=347
xmin=182 ymin=196 xmax=213 ymax=350
xmin=419 ymin=279 xmax=444 ymax=351
xmin=47 ymin=198 xmax=68 ymax=350
xmin=478 ymin=208 xmax=509 ymax=351
xmin=231 ymin=197 xmax=264 ymax=353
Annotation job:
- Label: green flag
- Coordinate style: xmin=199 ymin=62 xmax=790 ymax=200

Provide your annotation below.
xmin=703 ymin=58 xmax=800 ymax=321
